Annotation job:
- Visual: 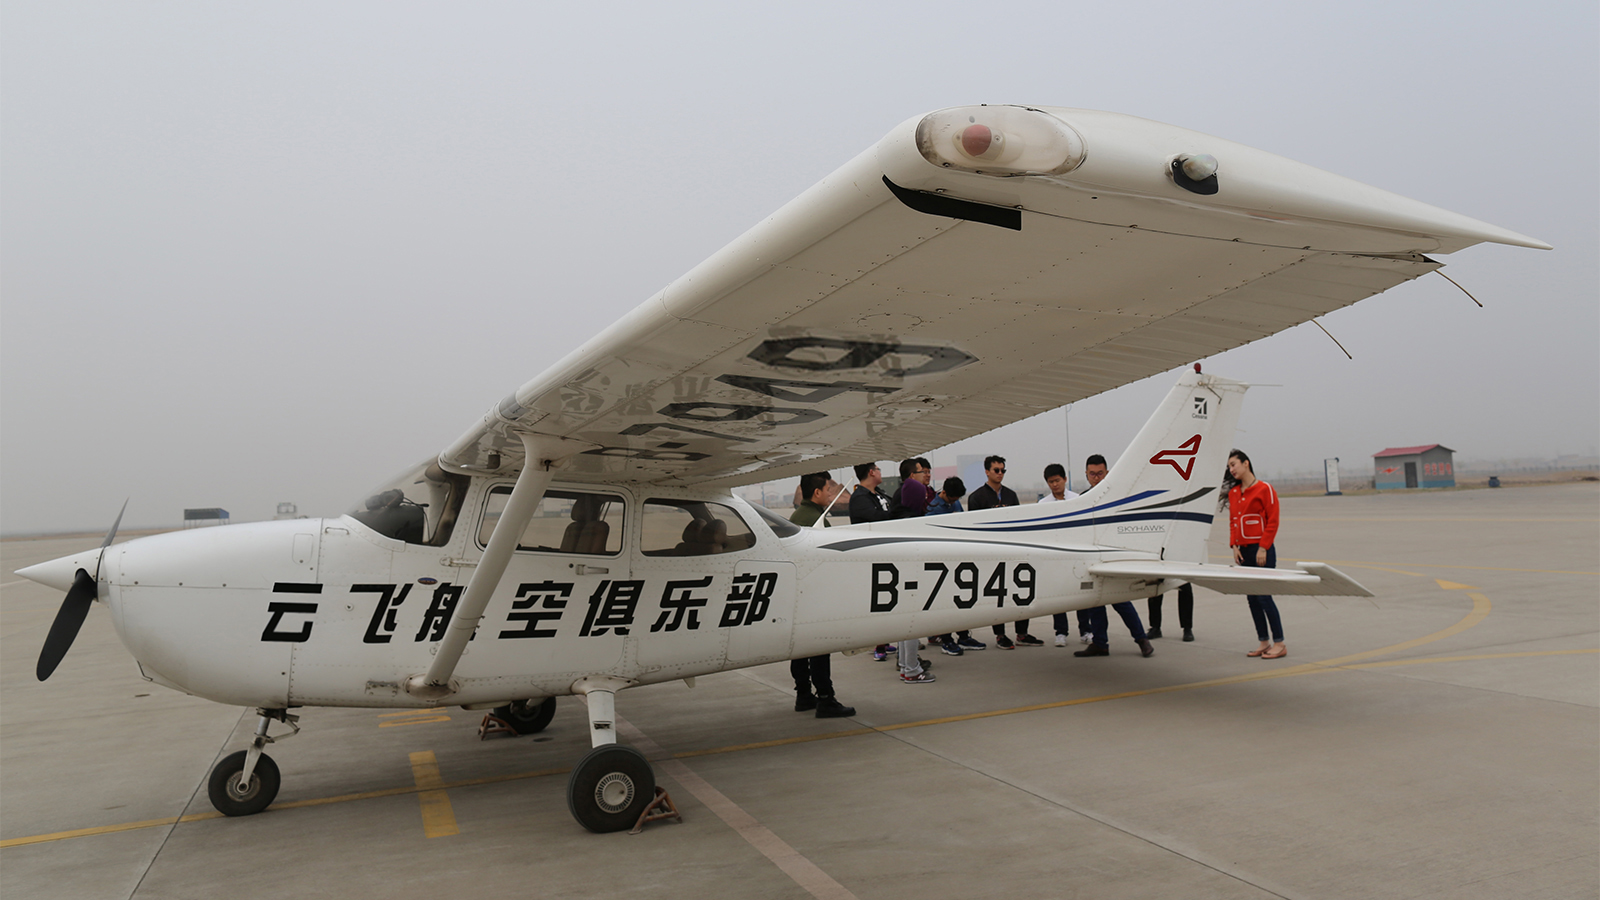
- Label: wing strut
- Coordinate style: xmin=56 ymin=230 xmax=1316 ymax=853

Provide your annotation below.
xmin=406 ymin=433 xmax=565 ymax=699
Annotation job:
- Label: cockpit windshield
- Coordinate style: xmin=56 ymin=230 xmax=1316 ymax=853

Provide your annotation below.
xmin=346 ymin=460 xmax=469 ymax=546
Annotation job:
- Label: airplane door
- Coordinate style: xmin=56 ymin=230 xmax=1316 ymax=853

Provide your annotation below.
xmin=725 ymin=561 xmax=796 ymax=665
xmin=464 ymin=485 xmax=631 ymax=679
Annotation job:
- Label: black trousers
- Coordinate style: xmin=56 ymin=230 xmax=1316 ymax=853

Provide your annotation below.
xmin=1147 ymin=583 xmax=1194 ymax=630
xmin=993 ymin=620 xmax=1031 ymax=637
xmin=790 ymin=654 xmax=834 ymax=698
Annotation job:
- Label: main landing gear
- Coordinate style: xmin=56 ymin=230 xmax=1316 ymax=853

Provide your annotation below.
xmin=566 ymin=676 xmax=657 ymax=833
xmin=492 ymin=697 xmax=557 ymax=735
xmin=208 ymin=708 xmax=298 ymax=816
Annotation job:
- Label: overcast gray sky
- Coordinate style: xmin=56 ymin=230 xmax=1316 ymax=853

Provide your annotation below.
xmin=3 ymin=1 xmax=1595 ymax=534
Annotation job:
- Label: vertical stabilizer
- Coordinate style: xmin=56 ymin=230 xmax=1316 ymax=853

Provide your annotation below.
xmin=1078 ymin=371 xmax=1247 ymax=561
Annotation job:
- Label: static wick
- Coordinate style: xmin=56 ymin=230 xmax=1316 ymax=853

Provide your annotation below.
xmin=1311 ymin=318 xmax=1353 ymax=360
xmin=1434 ymin=270 xmax=1484 ymax=308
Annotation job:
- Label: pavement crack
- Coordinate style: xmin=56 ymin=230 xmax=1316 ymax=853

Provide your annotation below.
xmin=873 ymin=727 xmax=1299 ymax=900
xmin=126 ymin=707 xmax=252 ymax=899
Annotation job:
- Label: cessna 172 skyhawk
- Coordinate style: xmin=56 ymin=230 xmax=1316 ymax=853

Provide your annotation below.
xmin=19 ymin=104 xmax=1545 ymax=833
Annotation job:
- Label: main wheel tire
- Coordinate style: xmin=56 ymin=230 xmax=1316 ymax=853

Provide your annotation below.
xmin=566 ymin=744 xmax=655 ymax=833
xmin=207 ymin=750 xmax=281 ymax=817
xmin=493 ymin=697 xmax=557 ymax=735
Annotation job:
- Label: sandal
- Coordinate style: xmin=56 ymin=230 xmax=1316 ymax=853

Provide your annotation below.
xmin=1261 ymin=645 xmax=1288 ymax=659
xmin=1246 ymin=647 xmax=1267 ymax=657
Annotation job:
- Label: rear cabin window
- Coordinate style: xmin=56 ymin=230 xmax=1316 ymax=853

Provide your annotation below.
xmin=640 ymin=499 xmax=756 ymax=557
xmin=478 ymin=488 xmax=624 ymax=556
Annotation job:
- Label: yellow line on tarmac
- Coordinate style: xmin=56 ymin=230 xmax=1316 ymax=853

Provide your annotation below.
xmin=380 ymin=709 xmax=452 ymax=727
xmin=0 ymin=762 xmax=583 ymax=847
xmin=1315 ymin=593 xmax=1491 ymax=666
xmin=1340 ymin=649 xmax=1599 ymax=670
xmin=0 ymin=812 xmax=222 ymax=848
xmin=409 ymin=751 xmax=460 ymax=838
xmin=671 ymin=729 xmax=876 ymax=760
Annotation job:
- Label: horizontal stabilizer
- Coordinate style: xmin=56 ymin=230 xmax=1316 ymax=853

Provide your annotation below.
xmin=1088 ymin=560 xmax=1374 ymax=597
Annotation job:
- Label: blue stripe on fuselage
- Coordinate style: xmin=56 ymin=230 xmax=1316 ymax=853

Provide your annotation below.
xmin=934 ymin=510 xmax=1214 ymax=534
xmin=932 ymin=490 xmax=1168 ymax=531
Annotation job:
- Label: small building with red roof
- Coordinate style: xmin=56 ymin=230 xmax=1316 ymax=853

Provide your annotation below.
xmin=1373 ymin=444 xmax=1456 ymax=490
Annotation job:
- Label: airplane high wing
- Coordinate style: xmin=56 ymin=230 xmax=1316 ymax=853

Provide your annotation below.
xmin=441 ymin=105 xmax=1545 ymax=486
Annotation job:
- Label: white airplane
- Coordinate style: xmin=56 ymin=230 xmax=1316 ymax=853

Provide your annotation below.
xmin=17 ymin=104 xmax=1545 ymax=833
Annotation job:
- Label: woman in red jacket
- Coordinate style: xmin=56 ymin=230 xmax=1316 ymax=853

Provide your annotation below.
xmin=1227 ymin=450 xmax=1286 ymax=659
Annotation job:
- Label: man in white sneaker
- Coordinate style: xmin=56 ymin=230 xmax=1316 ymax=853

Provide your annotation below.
xmin=1037 ymin=463 xmax=1078 ymax=646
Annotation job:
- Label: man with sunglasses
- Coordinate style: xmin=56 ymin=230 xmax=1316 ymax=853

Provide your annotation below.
xmin=964 ymin=456 xmax=1042 ymax=648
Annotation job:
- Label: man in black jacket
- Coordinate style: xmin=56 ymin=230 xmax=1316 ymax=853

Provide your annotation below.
xmin=787 ymin=472 xmax=857 ymax=717
xmin=848 ymin=462 xmax=892 ymax=524
xmin=963 ymin=456 xmax=1041 ymax=648
xmin=965 ymin=455 xmax=1019 ymax=511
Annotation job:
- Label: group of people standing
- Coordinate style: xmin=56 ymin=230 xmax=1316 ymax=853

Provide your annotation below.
xmin=783 ymin=448 xmax=1287 ymax=717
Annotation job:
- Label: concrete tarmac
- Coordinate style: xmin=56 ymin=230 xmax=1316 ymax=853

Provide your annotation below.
xmin=3 ymin=484 xmax=1596 ymax=899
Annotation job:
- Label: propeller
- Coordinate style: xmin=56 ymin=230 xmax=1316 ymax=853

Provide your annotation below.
xmin=36 ymin=500 xmax=127 ymax=681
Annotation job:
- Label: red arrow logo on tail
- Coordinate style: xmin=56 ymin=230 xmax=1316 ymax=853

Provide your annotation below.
xmin=1149 ymin=435 xmax=1202 ymax=480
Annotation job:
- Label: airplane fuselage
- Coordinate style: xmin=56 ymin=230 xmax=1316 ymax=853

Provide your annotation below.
xmin=99 ymin=484 xmax=1175 ymax=711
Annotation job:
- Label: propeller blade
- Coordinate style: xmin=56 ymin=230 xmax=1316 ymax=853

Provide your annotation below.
xmin=96 ymin=499 xmax=128 ymax=579
xmin=36 ymin=568 xmax=97 ymax=681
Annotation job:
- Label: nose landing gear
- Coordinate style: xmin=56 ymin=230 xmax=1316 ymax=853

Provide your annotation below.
xmin=208 ymin=708 xmax=299 ymax=816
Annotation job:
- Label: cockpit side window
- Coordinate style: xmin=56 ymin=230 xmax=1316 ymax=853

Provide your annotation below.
xmin=640 ymin=499 xmax=756 ymax=557
xmin=478 ymin=487 xmax=625 ymax=556
xmin=347 ymin=461 xmax=469 ymax=547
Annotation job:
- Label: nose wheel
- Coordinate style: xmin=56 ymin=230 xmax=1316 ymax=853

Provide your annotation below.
xmin=207 ymin=708 xmax=298 ymax=816
xmin=208 ymin=750 xmax=281 ymax=816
